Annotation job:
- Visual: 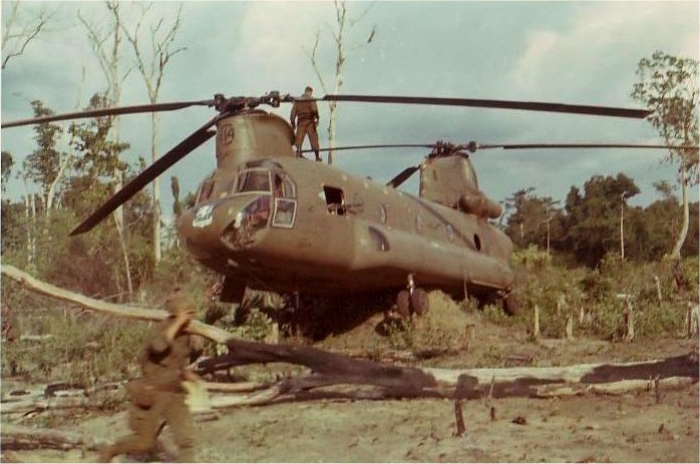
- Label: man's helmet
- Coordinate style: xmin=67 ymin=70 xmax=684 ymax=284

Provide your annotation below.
xmin=165 ymin=290 xmax=194 ymax=315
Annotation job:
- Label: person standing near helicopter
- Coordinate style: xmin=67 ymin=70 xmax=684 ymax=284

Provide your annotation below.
xmin=290 ymin=85 xmax=322 ymax=162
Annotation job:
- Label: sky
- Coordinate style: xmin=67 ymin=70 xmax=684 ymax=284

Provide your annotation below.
xmin=1 ymin=0 xmax=698 ymax=223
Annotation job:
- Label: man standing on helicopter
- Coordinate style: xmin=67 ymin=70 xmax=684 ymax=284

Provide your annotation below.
xmin=290 ymin=85 xmax=321 ymax=162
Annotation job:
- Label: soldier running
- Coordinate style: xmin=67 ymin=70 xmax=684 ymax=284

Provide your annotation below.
xmin=100 ymin=291 xmax=202 ymax=462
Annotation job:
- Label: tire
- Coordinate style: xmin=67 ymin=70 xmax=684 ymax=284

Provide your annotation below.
xmin=503 ymin=291 xmax=520 ymax=316
xmin=410 ymin=288 xmax=429 ymax=316
xmin=396 ymin=290 xmax=411 ymax=318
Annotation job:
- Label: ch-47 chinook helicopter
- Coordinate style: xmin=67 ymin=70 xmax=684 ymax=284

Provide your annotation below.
xmin=2 ymin=92 xmax=692 ymax=318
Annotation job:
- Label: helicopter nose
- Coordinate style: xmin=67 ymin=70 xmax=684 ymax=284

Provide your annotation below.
xmin=178 ymin=195 xmax=271 ymax=257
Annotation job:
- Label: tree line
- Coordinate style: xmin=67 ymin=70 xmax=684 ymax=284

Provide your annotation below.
xmin=502 ymin=177 xmax=699 ymax=267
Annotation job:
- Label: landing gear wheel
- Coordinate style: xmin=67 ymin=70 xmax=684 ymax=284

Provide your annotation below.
xmin=396 ymin=290 xmax=411 ymax=318
xmin=503 ymin=291 xmax=520 ymax=316
xmin=410 ymin=288 xmax=429 ymax=316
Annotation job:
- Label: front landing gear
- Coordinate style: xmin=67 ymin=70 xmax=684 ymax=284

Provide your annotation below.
xmin=395 ymin=274 xmax=430 ymax=318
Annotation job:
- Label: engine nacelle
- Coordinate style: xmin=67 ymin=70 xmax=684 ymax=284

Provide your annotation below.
xmin=459 ymin=192 xmax=502 ymax=219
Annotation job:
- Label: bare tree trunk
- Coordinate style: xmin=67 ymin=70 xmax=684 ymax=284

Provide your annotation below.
xmin=19 ymin=178 xmax=37 ymax=268
xmin=122 ymin=3 xmax=185 ymax=264
xmin=306 ymin=0 xmax=375 ymax=165
xmin=671 ymin=165 xmax=690 ymax=259
xmin=153 ymin=113 xmax=162 ymax=262
xmin=79 ymin=1 xmax=133 ymax=295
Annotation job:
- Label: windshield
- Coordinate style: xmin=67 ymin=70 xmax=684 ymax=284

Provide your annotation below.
xmin=235 ymin=169 xmax=271 ymax=193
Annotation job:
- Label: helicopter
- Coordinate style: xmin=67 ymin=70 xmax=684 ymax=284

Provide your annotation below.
xmin=2 ymin=92 xmax=689 ymax=319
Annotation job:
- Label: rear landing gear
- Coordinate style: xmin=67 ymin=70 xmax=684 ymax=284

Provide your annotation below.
xmin=395 ymin=274 xmax=430 ymax=317
xmin=410 ymin=288 xmax=429 ymax=315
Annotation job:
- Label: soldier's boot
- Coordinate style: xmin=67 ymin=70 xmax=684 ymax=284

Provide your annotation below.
xmin=315 ymin=152 xmax=322 ymax=162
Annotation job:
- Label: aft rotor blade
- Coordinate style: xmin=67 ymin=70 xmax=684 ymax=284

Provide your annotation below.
xmin=2 ymin=100 xmax=214 ymax=129
xmin=386 ymin=165 xmax=421 ymax=188
xmin=475 ymin=143 xmax=699 ymax=151
xmin=70 ymin=117 xmax=218 ymax=236
xmin=322 ymin=95 xmax=650 ymax=119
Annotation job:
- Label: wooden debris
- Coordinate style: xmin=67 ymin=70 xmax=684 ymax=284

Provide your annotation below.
xmin=686 ymin=303 xmax=699 ymax=339
xmin=654 ymin=375 xmax=661 ymax=404
xmin=453 ymin=399 xmax=466 ymax=437
xmin=622 ymin=300 xmax=635 ymax=343
xmin=533 ymin=304 xmax=540 ymax=340
xmin=3 ymin=264 xmax=699 ymax=407
xmin=1 ymin=424 xmax=107 ymax=451
xmin=1 ymin=264 xmax=232 ymax=345
xmin=565 ymin=315 xmax=574 ymax=341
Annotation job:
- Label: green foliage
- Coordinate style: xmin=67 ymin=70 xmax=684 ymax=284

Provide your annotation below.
xmin=632 ymin=51 xmax=699 ymax=182
xmin=239 ymin=308 xmax=274 ymax=342
xmin=564 ymin=173 xmax=640 ymax=266
xmin=2 ymin=308 xmax=148 ymax=386
xmin=22 ymin=100 xmax=65 ymax=200
xmin=504 ymin=188 xmax=563 ymax=250
xmin=1 ymin=150 xmax=13 ymax=191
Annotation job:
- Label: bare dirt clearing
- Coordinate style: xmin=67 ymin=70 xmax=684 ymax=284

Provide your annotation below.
xmin=2 ymin=296 xmax=698 ymax=463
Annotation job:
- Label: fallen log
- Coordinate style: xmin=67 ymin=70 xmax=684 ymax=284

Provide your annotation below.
xmin=1 ymin=396 xmax=91 ymax=414
xmin=200 ymin=342 xmax=698 ymax=401
xmin=1 ymin=424 xmax=107 ymax=451
xmin=1 ymin=264 xmax=231 ymax=345
xmin=4 ymin=264 xmax=699 ymax=404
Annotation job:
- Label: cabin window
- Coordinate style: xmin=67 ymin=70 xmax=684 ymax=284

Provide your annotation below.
xmin=324 ymin=186 xmax=345 ymax=216
xmin=272 ymin=198 xmax=297 ymax=228
xmin=368 ymin=226 xmax=390 ymax=252
xmin=473 ymin=233 xmax=482 ymax=251
xmin=235 ymin=169 xmax=271 ymax=193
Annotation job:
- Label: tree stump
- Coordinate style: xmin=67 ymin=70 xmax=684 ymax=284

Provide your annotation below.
xmin=622 ymin=301 xmax=635 ymax=343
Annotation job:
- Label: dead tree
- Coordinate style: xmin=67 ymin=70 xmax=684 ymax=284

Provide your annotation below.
xmin=78 ymin=1 xmax=133 ymax=295
xmin=122 ymin=3 xmax=185 ymax=264
xmin=1 ymin=1 xmax=54 ymax=69
xmin=305 ymin=0 xmax=376 ymax=165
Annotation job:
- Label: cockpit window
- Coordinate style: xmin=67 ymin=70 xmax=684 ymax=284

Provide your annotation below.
xmin=235 ymin=169 xmax=271 ymax=193
xmin=211 ymin=177 xmax=236 ymax=199
xmin=196 ymin=179 xmax=215 ymax=204
xmin=272 ymin=173 xmax=297 ymax=198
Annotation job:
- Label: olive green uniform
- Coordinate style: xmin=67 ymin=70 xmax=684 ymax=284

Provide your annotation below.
xmin=100 ymin=319 xmax=196 ymax=462
xmin=290 ymin=91 xmax=320 ymax=160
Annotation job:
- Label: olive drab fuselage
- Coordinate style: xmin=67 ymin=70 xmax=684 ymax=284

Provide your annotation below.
xmin=176 ymin=109 xmax=515 ymax=301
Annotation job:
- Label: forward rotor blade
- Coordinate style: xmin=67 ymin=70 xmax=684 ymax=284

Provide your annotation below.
xmin=386 ymin=165 xmax=421 ymax=189
xmin=322 ymin=95 xmax=650 ymax=119
xmin=2 ymin=100 xmax=214 ymax=129
xmin=301 ymin=143 xmax=434 ymax=154
xmin=70 ymin=117 xmax=218 ymax=236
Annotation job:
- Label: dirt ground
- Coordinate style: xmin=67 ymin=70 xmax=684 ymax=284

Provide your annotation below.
xmin=2 ymin=295 xmax=699 ymax=463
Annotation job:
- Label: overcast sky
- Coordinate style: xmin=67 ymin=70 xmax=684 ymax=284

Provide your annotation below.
xmin=1 ymin=1 xmax=698 ymax=220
